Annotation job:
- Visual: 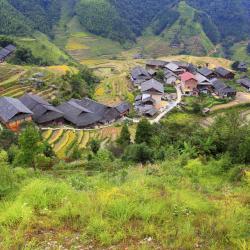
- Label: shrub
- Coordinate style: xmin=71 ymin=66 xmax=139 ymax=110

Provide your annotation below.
xmin=17 ymin=179 xmax=75 ymax=211
xmin=0 ymin=165 xmax=15 ymax=198
xmin=0 ymin=201 xmax=33 ymax=227
xmin=228 ymin=166 xmax=245 ymax=182
xmin=34 ymin=154 xmax=53 ymax=170
xmin=89 ymin=138 xmax=101 ymax=154
xmin=123 ymin=143 xmax=154 ymax=164
xmin=105 ymin=198 xmax=136 ymax=223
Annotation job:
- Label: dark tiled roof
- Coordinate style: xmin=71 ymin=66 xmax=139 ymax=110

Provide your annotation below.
xmin=141 ymin=79 xmax=164 ymax=94
xmin=238 ymin=62 xmax=247 ymax=69
xmin=5 ymin=44 xmax=16 ymax=52
xmin=211 ymin=79 xmax=236 ymax=95
xmin=58 ymin=98 xmax=120 ymax=128
xmin=19 ymin=94 xmax=63 ymax=124
xmin=173 ymin=61 xmax=190 ymax=68
xmin=237 ymin=78 xmax=250 ymax=88
xmin=136 ymin=105 xmax=157 ymax=117
xmin=211 ymin=79 xmax=227 ymax=91
xmin=215 ymin=67 xmax=234 ymax=77
xmin=146 ymin=60 xmax=168 ymax=67
xmin=197 ymin=67 xmax=214 ymax=77
xmin=115 ymin=102 xmax=130 ymax=114
xmin=218 ymin=86 xmax=236 ymax=95
xmin=0 ymin=48 xmax=11 ymax=57
xmin=131 ymin=66 xmax=151 ymax=80
xmin=0 ymin=97 xmax=33 ymax=123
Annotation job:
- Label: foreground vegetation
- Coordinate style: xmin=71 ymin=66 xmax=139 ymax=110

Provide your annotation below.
xmin=0 ymin=109 xmax=249 ymax=249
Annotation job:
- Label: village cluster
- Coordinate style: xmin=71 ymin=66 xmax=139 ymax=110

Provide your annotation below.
xmin=0 ymin=51 xmax=249 ymax=131
xmin=0 ymin=93 xmax=130 ymax=131
xmin=131 ymin=59 xmax=249 ymax=117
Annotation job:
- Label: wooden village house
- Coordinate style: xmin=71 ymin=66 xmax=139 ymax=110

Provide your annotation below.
xmin=19 ymin=94 xmax=64 ymax=126
xmin=0 ymin=97 xmax=33 ymax=131
xmin=215 ymin=67 xmax=235 ymax=79
xmin=197 ymin=67 xmax=217 ymax=79
xmin=237 ymin=78 xmax=250 ymax=91
xmin=146 ymin=60 xmax=168 ymax=70
xmin=180 ymin=72 xmax=198 ymax=95
xmin=0 ymin=44 xmax=16 ymax=63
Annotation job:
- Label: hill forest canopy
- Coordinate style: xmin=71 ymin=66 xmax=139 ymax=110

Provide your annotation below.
xmin=0 ymin=0 xmax=249 ymax=48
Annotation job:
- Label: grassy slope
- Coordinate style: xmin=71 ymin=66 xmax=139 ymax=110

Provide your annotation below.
xmin=54 ymin=15 xmax=125 ymax=61
xmin=230 ymin=41 xmax=250 ymax=64
xmin=137 ymin=1 xmax=214 ymax=58
xmin=0 ymin=160 xmax=249 ymax=249
xmin=16 ymin=32 xmax=71 ymax=65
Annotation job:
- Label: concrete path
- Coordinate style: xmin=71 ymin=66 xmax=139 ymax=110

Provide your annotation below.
xmin=126 ymin=84 xmax=182 ymax=124
xmin=151 ymin=84 xmax=182 ymax=123
xmin=41 ymin=85 xmax=182 ymax=131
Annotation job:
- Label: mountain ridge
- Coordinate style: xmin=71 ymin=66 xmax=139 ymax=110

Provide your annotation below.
xmin=0 ymin=0 xmax=249 ymax=59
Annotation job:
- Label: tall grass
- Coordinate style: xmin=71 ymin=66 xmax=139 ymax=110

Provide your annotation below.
xmin=0 ymin=158 xmax=249 ymax=249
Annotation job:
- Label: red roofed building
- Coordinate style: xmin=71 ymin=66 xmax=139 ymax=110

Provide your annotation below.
xmin=180 ymin=72 xmax=198 ymax=95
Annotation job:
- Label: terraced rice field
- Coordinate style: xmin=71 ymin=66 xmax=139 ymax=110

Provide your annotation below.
xmin=42 ymin=126 xmax=130 ymax=159
xmin=0 ymin=63 xmax=68 ymax=101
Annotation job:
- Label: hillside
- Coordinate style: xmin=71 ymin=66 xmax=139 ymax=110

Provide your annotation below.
xmin=137 ymin=1 xmax=215 ymax=57
xmin=0 ymin=107 xmax=250 ymax=249
xmin=0 ymin=0 xmax=249 ymax=58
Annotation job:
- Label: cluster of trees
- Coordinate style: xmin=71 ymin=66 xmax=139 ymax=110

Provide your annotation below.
xmin=247 ymin=43 xmax=250 ymax=55
xmin=85 ymin=111 xmax=250 ymax=171
xmin=193 ymin=12 xmax=220 ymax=44
xmin=0 ymin=0 xmax=33 ymax=36
xmin=0 ymin=124 xmax=54 ymax=171
xmin=187 ymin=0 xmax=250 ymax=44
xmin=109 ymin=0 xmax=176 ymax=36
xmin=9 ymin=47 xmax=49 ymax=66
xmin=6 ymin=0 xmax=63 ymax=35
xmin=151 ymin=6 xmax=180 ymax=36
xmin=0 ymin=35 xmax=50 ymax=66
xmin=52 ymin=66 xmax=99 ymax=105
xmin=76 ymin=0 xmax=135 ymax=43
xmin=1 ymin=0 xmax=249 ymax=49
xmin=1 ymin=110 xmax=249 ymax=182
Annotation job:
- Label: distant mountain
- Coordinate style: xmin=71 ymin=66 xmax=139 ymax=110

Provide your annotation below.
xmin=0 ymin=0 xmax=249 ymax=56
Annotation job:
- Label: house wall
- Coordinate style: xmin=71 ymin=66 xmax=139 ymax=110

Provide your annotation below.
xmin=6 ymin=116 xmax=32 ymax=132
xmin=181 ymin=79 xmax=198 ymax=93
xmin=151 ymin=94 xmax=162 ymax=109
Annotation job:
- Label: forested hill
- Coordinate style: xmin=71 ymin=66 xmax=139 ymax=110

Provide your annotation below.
xmin=0 ymin=0 xmax=249 ymax=50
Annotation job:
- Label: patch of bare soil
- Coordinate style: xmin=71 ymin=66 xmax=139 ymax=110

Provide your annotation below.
xmin=211 ymin=92 xmax=250 ymax=111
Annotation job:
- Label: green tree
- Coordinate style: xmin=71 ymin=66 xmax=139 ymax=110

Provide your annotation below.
xmin=0 ymin=149 xmax=8 ymax=165
xmin=123 ymin=143 xmax=153 ymax=164
xmin=0 ymin=129 xmax=17 ymax=150
xmin=209 ymin=111 xmax=246 ymax=159
xmin=231 ymin=61 xmax=240 ymax=71
xmin=238 ymin=136 xmax=250 ymax=164
xmin=247 ymin=43 xmax=250 ymax=55
xmin=156 ymin=69 xmax=165 ymax=82
xmin=135 ymin=119 xmax=152 ymax=145
xmin=16 ymin=124 xmax=44 ymax=169
xmin=89 ymin=139 xmax=101 ymax=154
xmin=0 ymin=36 xmax=15 ymax=47
xmin=71 ymin=145 xmax=82 ymax=160
xmin=117 ymin=124 xmax=131 ymax=147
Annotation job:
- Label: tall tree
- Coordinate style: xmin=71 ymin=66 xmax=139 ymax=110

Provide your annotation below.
xmin=117 ymin=124 xmax=131 ymax=147
xmin=135 ymin=119 xmax=152 ymax=145
xmin=17 ymin=124 xmax=43 ymax=169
